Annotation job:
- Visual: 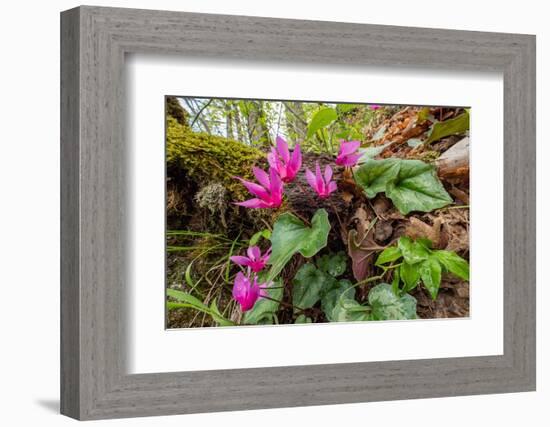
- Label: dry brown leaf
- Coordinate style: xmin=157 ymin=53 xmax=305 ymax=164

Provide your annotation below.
xmin=449 ymin=187 xmax=470 ymax=205
xmin=346 ymin=206 xmax=384 ymax=281
xmin=405 ymin=217 xmax=442 ymax=246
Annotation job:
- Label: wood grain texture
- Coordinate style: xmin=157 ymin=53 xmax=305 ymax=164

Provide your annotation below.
xmin=60 ymin=7 xmax=81 ymax=419
xmin=60 ymin=5 xmax=536 ymax=420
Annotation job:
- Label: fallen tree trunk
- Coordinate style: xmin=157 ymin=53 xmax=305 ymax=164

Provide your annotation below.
xmin=435 ymin=137 xmax=469 ymax=180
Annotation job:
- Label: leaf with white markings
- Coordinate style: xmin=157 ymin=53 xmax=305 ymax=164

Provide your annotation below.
xmin=354 ymin=158 xmax=452 ymax=214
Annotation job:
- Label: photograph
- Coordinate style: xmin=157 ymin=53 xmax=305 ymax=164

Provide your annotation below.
xmin=165 ymin=96 xmax=471 ymax=328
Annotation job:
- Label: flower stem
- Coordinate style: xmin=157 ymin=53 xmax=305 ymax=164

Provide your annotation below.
xmin=261 ymin=295 xmax=301 ymax=310
xmin=328 ymin=199 xmax=344 ymax=231
xmin=261 ymin=295 xmax=321 ymax=316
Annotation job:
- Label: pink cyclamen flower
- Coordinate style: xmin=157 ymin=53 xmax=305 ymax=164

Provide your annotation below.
xmin=305 ymin=162 xmax=337 ymax=199
xmin=232 ymin=271 xmax=269 ymax=312
xmin=267 ymin=136 xmax=302 ymax=183
xmin=369 ymin=104 xmax=382 ymax=110
xmin=235 ymin=166 xmax=283 ymax=209
xmin=335 ymin=140 xmax=362 ymax=167
xmin=230 ymin=246 xmax=271 ymax=273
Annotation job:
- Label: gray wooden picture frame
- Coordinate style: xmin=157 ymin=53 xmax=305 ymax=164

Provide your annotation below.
xmin=60 ymin=5 xmax=536 ymax=421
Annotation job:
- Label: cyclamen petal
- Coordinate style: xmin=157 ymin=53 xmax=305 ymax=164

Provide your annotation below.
xmin=235 ymin=199 xmax=266 ymax=209
xmin=247 ymin=246 xmax=261 ymax=260
xmin=230 ymin=255 xmax=253 ymax=267
xmin=253 ymin=166 xmax=271 ymax=188
xmin=236 ymin=177 xmax=270 ymax=199
xmin=232 ymin=271 xmax=270 ymax=311
xmin=327 ymin=181 xmax=338 ymax=194
xmin=336 ymin=140 xmax=362 ymax=167
xmin=339 ymin=140 xmax=361 ymax=156
xmin=231 ymin=246 xmax=271 ymax=273
xmin=276 ymin=136 xmax=290 ymax=163
xmin=269 ymin=167 xmax=283 ymax=200
xmin=268 ymin=136 xmax=302 ymax=183
xmin=267 ymin=148 xmax=281 ymax=172
xmin=232 ymin=272 xmax=248 ymax=299
xmin=305 ymin=162 xmax=337 ymax=199
xmin=315 ymin=162 xmax=323 ymax=188
xmin=234 ymin=166 xmax=283 ymax=209
xmin=345 ymin=153 xmax=362 ymax=166
xmin=305 ymin=168 xmax=318 ymax=190
xmin=288 ymin=143 xmax=302 ymax=174
xmin=232 ymin=272 xmax=261 ymax=311
xmin=261 ymin=251 xmax=271 ymax=264
xmin=324 ymin=165 xmax=333 ymax=184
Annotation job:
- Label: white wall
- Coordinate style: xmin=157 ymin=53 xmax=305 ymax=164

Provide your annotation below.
xmin=0 ymin=0 xmax=546 ymax=425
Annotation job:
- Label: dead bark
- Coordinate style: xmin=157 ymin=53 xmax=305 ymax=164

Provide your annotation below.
xmin=435 ymin=137 xmax=469 ymax=180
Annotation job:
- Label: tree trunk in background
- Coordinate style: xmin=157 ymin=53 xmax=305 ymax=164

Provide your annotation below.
xmin=233 ymin=103 xmax=246 ymax=143
xmin=225 ymin=101 xmax=234 ymax=140
xmin=247 ymin=101 xmax=270 ymax=148
xmin=284 ymin=101 xmax=308 ymax=143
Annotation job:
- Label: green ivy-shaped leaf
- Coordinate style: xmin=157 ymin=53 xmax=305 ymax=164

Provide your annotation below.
xmin=353 ymin=158 xmax=400 ymax=198
xmin=432 ymin=250 xmax=470 ymax=280
xmin=375 ymin=237 xmax=469 ymax=300
xmin=353 ymin=158 xmax=452 ymax=214
xmin=317 ymin=251 xmax=348 ymax=277
xmin=375 ymin=246 xmax=402 ymax=266
xmin=385 ymin=160 xmax=453 ymax=215
xmin=397 ymin=236 xmax=430 ymax=265
xmin=292 ymin=263 xmax=335 ymax=312
xmin=267 ymin=209 xmax=330 ymax=282
xmin=330 ymin=298 xmax=371 ymax=322
xmin=419 ymin=257 xmax=442 ymax=300
xmin=399 ymin=262 xmax=421 ymax=292
xmin=321 ymin=279 xmax=354 ymax=321
xmin=368 ymin=283 xmax=417 ymax=320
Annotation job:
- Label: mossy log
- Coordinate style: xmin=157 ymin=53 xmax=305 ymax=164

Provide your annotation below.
xmin=284 ymin=152 xmax=350 ymax=218
xmin=167 ymin=116 xmax=265 ymax=200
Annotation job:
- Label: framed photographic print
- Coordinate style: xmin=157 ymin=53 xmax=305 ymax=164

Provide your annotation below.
xmin=164 ymin=96 xmax=471 ymax=329
xmin=61 ymin=5 xmax=536 ymax=420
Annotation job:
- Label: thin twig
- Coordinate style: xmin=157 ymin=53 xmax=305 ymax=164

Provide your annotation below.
xmin=183 ymin=98 xmax=211 ymax=133
xmin=275 ymin=101 xmax=283 ymax=137
xmin=261 ymin=295 xmax=322 ymax=316
xmin=283 ymin=102 xmax=308 ymax=126
xmin=191 ymin=98 xmax=214 ymax=128
xmin=328 ymin=199 xmax=344 ymax=232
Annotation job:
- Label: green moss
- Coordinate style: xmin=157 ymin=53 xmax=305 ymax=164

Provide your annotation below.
xmin=166 ymin=117 xmax=264 ymax=199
